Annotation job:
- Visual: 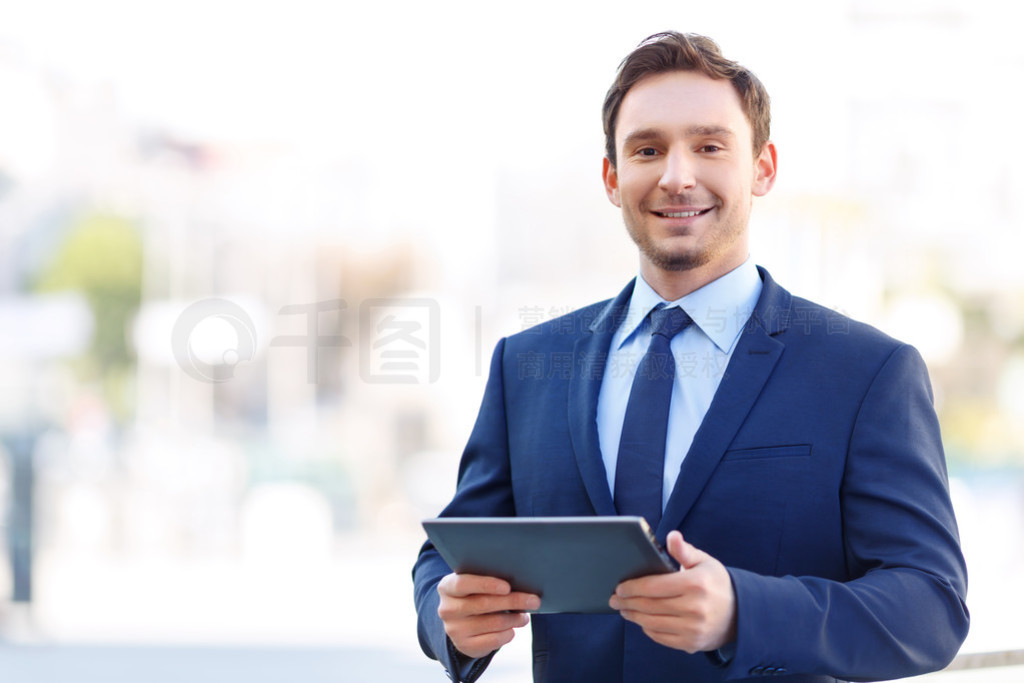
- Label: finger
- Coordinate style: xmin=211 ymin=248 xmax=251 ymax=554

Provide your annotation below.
xmin=617 ymin=609 xmax=676 ymax=635
xmin=450 ymin=618 xmax=527 ymax=659
xmin=616 ymin=609 xmax=706 ymax=654
xmin=614 ymin=567 xmax=690 ymax=600
xmin=468 ymin=592 xmax=539 ymax=614
xmin=445 ymin=610 xmax=533 ymax=659
xmin=439 ymin=573 xmax=512 ymax=598
xmin=442 ymin=575 xmax=542 ymax=609
xmin=614 ymin=570 xmax=670 ymax=599
xmin=439 ymin=590 xmax=541 ymax=619
xmin=667 ymin=531 xmax=705 ymax=570
xmin=448 ymin=610 xmax=531 ymax=637
xmin=610 ymin=594 xmax=679 ymax=616
xmin=637 ymin=624 xmax=701 ymax=654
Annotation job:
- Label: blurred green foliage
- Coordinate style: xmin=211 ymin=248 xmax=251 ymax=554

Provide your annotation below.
xmin=33 ymin=212 xmax=143 ymax=419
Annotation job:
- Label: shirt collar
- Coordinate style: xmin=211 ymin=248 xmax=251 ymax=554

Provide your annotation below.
xmin=614 ymin=259 xmax=763 ymax=354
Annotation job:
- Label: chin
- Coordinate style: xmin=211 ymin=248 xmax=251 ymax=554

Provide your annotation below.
xmin=645 ymin=248 xmax=710 ymax=272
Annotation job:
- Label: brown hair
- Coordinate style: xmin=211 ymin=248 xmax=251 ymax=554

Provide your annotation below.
xmin=602 ymin=31 xmax=771 ymax=165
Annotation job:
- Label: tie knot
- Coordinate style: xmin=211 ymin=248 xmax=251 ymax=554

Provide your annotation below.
xmin=650 ymin=306 xmax=692 ymax=340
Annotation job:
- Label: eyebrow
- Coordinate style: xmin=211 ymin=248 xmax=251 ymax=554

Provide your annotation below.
xmin=621 ymin=125 xmax=736 ymax=149
xmin=687 ymin=125 xmax=735 ymax=139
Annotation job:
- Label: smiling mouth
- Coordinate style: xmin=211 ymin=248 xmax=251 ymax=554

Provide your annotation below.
xmin=654 ymin=208 xmax=712 ymax=218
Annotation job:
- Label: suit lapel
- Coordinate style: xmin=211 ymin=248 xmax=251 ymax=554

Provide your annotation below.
xmin=568 ymin=280 xmax=635 ymax=517
xmin=657 ymin=268 xmax=792 ymax=539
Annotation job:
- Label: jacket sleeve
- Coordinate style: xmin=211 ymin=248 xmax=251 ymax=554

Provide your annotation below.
xmin=412 ymin=338 xmax=517 ymax=682
xmin=724 ymin=344 xmax=969 ymax=681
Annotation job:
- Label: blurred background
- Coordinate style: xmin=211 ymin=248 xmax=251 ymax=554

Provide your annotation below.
xmin=1 ymin=0 xmax=1022 ymax=680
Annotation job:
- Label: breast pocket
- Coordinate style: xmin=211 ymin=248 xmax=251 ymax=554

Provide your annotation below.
xmin=721 ymin=444 xmax=812 ymax=461
xmin=686 ymin=444 xmax=812 ymax=574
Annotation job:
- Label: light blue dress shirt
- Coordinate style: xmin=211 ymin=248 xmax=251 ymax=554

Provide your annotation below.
xmin=597 ymin=259 xmax=763 ymax=512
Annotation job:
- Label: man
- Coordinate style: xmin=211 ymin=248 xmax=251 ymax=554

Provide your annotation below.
xmin=413 ymin=31 xmax=968 ymax=682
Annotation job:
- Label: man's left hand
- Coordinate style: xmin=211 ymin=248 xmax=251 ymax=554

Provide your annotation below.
xmin=609 ymin=530 xmax=737 ymax=653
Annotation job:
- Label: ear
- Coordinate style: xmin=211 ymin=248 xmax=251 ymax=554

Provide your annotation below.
xmin=751 ymin=141 xmax=778 ymax=197
xmin=602 ymin=156 xmax=622 ymax=207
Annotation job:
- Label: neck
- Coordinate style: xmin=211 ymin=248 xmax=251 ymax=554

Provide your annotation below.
xmin=640 ymin=256 xmax=747 ymax=301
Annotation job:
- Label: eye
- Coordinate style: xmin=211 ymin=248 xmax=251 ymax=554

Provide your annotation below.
xmin=699 ymin=145 xmax=722 ymax=153
xmin=637 ymin=147 xmax=659 ymax=157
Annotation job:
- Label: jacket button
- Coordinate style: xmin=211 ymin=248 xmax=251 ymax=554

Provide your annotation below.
xmin=749 ymin=666 xmax=764 ymax=675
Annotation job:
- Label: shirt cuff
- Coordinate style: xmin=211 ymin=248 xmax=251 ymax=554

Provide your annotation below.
xmin=706 ymin=641 xmax=737 ymax=668
xmin=445 ymin=637 xmax=497 ymax=682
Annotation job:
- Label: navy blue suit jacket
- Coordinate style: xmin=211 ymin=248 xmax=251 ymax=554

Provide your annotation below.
xmin=413 ymin=268 xmax=969 ymax=682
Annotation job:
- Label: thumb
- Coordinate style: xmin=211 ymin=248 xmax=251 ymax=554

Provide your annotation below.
xmin=667 ymin=530 xmax=704 ymax=570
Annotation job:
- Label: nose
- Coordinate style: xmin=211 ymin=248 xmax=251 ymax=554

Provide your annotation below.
xmin=658 ymin=150 xmax=697 ymax=195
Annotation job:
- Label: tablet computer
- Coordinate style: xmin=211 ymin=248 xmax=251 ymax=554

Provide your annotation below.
xmin=422 ymin=516 xmax=677 ymax=614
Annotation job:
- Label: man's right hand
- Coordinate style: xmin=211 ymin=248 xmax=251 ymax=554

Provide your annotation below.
xmin=437 ymin=573 xmax=541 ymax=659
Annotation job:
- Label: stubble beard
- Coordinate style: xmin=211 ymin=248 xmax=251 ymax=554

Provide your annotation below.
xmin=624 ymin=207 xmax=745 ymax=273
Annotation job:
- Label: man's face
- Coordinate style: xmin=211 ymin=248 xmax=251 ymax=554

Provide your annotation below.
xmin=603 ymin=70 xmax=776 ymax=288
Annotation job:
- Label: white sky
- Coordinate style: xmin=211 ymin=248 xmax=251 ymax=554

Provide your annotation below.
xmin=2 ymin=0 xmax=1019 ymax=181
xmin=2 ymin=0 xmax=1023 ymax=293
xmin=0 ymin=1 xmax=833 ymax=148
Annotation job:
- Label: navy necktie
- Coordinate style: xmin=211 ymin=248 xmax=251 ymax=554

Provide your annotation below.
xmin=613 ymin=305 xmax=693 ymax=528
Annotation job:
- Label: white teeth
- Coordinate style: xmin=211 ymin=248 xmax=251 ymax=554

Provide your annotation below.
xmin=661 ymin=210 xmax=702 ymax=218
